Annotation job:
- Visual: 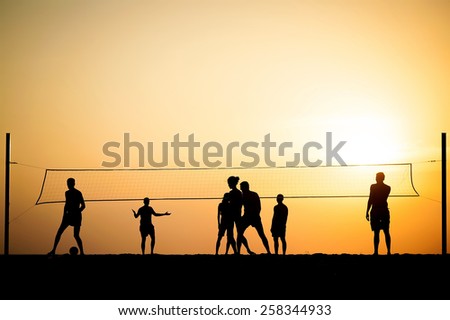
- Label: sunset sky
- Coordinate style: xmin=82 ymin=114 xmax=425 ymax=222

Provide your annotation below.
xmin=1 ymin=0 xmax=449 ymax=255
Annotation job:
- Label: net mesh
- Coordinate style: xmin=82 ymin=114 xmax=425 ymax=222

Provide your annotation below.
xmin=35 ymin=163 xmax=419 ymax=204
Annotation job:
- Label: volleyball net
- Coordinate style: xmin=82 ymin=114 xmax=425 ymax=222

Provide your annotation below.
xmin=35 ymin=163 xmax=419 ymax=205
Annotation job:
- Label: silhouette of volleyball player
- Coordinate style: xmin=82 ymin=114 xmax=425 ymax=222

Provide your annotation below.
xmin=132 ymin=197 xmax=171 ymax=255
xmin=237 ymin=181 xmax=271 ymax=255
xmin=366 ymin=172 xmax=391 ymax=255
xmin=227 ymin=176 xmax=254 ymax=255
xmin=48 ymin=177 xmax=86 ymax=256
xmin=215 ymin=192 xmax=237 ymax=255
xmin=271 ymin=194 xmax=288 ymax=255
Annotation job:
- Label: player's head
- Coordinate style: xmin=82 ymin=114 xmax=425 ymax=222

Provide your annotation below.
xmin=276 ymin=194 xmax=284 ymax=203
xmin=143 ymin=197 xmax=150 ymax=205
xmin=239 ymin=181 xmax=249 ymax=191
xmin=376 ymin=172 xmax=385 ymax=183
xmin=222 ymin=192 xmax=230 ymax=202
xmin=67 ymin=177 xmax=75 ymax=189
xmin=227 ymin=176 xmax=239 ymax=188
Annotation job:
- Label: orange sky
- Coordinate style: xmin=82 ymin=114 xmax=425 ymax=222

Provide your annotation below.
xmin=0 ymin=0 xmax=449 ymax=255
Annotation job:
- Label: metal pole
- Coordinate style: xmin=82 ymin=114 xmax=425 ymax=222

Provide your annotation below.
xmin=442 ymin=132 xmax=447 ymax=255
xmin=4 ymin=133 xmax=10 ymax=255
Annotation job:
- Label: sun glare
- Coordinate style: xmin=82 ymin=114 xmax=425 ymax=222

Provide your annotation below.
xmin=343 ymin=130 xmax=398 ymax=166
xmin=338 ymin=115 xmax=403 ymax=165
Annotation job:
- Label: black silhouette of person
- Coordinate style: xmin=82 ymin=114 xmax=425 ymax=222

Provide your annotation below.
xmin=48 ymin=177 xmax=86 ymax=256
xmin=366 ymin=172 xmax=391 ymax=255
xmin=270 ymin=194 xmax=288 ymax=255
xmin=227 ymin=176 xmax=255 ymax=255
xmin=237 ymin=181 xmax=271 ymax=255
xmin=215 ymin=192 xmax=237 ymax=255
xmin=132 ymin=197 xmax=171 ymax=255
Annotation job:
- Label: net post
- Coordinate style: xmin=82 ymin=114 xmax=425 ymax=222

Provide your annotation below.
xmin=442 ymin=132 xmax=447 ymax=255
xmin=4 ymin=133 xmax=10 ymax=255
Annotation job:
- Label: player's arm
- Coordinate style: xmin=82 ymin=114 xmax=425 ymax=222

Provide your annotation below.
xmin=256 ymin=194 xmax=262 ymax=213
xmin=366 ymin=202 xmax=372 ymax=220
xmin=366 ymin=187 xmax=374 ymax=220
xmin=79 ymin=196 xmax=86 ymax=212
xmin=64 ymin=192 xmax=69 ymax=212
xmin=154 ymin=212 xmax=171 ymax=216
xmin=152 ymin=207 xmax=171 ymax=216
xmin=132 ymin=209 xmax=139 ymax=218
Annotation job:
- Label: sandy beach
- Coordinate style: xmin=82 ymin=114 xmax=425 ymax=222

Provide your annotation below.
xmin=1 ymin=253 xmax=449 ymax=300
